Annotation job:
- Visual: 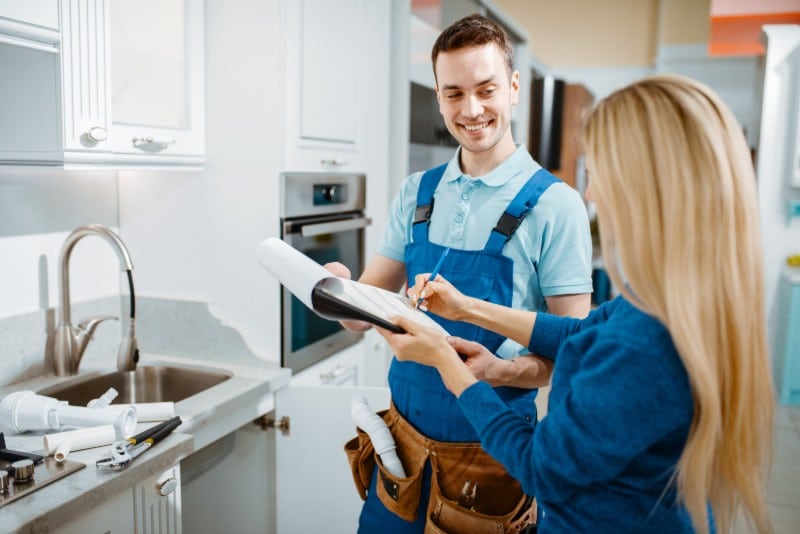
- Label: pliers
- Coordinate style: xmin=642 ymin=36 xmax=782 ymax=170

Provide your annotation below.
xmin=96 ymin=416 xmax=182 ymax=471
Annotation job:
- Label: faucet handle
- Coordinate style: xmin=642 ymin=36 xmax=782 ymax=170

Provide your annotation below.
xmin=77 ymin=315 xmax=118 ymax=337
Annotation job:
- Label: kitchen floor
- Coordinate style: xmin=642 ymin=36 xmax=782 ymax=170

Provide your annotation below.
xmin=734 ymin=403 xmax=800 ymax=533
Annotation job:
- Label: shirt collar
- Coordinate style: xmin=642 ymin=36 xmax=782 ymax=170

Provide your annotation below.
xmin=442 ymin=144 xmax=534 ymax=187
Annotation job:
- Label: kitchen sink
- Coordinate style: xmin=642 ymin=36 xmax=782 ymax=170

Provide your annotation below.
xmin=37 ymin=365 xmax=232 ymax=404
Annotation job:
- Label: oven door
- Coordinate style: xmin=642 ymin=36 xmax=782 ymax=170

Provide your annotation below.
xmin=281 ymin=212 xmax=370 ymax=374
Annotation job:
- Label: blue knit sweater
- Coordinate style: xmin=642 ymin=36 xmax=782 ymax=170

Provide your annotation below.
xmin=458 ymin=296 xmax=700 ymax=532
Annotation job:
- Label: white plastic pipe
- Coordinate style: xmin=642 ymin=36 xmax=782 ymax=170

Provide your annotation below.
xmin=0 ymin=391 xmax=137 ymax=438
xmin=96 ymin=402 xmax=175 ymax=422
xmin=43 ymin=425 xmax=117 ymax=458
xmin=350 ymin=396 xmax=406 ymax=478
xmin=55 ymin=404 xmax=137 ymax=438
xmin=87 ymin=388 xmax=118 ymax=409
xmin=53 ymin=441 xmax=70 ymax=463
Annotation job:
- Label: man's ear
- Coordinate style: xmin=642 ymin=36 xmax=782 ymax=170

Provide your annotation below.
xmin=510 ymin=70 xmax=520 ymax=105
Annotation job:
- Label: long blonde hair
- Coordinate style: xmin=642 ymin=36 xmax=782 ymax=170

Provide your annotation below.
xmin=582 ymin=75 xmax=773 ymax=533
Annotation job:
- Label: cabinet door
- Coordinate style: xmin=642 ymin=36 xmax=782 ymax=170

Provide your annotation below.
xmin=132 ymin=465 xmax=183 ymax=534
xmin=108 ymin=0 xmax=204 ymax=166
xmin=283 ymin=0 xmax=366 ymax=172
xmin=53 ymin=487 xmax=133 ymax=534
xmin=273 ymin=339 xmax=391 ymax=532
xmin=60 ymin=0 xmax=113 ymax=163
xmin=0 ymin=0 xmax=59 ymax=29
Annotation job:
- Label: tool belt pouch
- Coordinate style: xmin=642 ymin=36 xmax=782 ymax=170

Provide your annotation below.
xmin=424 ymin=448 xmax=536 ymax=534
xmin=373 ymin=410 xmax=428 ymax=522
xmin=344 ymin=426 xmax=375 ymax=501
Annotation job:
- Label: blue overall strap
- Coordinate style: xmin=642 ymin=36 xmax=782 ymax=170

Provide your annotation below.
xmin=485 ymin=168 xmax=561 ymax=253
xmin=411 ymin=163 xmax=448 ymax=244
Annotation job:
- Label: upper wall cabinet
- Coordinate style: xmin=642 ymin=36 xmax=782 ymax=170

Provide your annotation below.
xmin=108 ymin=0 xmax=204 ymax=167
xmin=0 ymin=0 xmax=204 ymax=168
xmin=283 ymin=0 xmax=367 ymax=172
xmin=0 ymin=3 xmax=63 ymax=163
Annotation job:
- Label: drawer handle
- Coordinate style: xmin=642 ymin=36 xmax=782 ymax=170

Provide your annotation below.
xmin=132 ymin=136 xmax=176 ymax=152
xmin=320 ymin=157 xmax=349 ymax=167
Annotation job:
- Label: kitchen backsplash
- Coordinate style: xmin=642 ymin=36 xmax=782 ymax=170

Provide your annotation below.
xmin=0 ymin=296 xmax=264 ymax=388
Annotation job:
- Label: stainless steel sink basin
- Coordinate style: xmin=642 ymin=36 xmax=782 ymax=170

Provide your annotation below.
xmin=37 ymin=365 xmax=232 ymax=404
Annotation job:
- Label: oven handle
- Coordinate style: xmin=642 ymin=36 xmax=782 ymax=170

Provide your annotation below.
xmin=299 ymin=217 xmax=372 ymax=237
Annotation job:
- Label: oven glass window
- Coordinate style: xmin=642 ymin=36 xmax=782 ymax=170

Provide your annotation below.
xmin=289 ymin=230 xmax=362 ymax=352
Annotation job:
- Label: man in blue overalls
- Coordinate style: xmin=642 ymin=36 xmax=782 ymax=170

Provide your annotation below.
xmin=332 ymin=14 xmax=592 ymax=533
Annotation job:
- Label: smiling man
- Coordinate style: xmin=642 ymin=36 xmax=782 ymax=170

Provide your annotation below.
xmin=331 ymin=13 xmax=593 ymax=533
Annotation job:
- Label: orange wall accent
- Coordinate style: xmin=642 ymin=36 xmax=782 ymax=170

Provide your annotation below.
xmin=709 ymin=12 xmax=800 ymax=55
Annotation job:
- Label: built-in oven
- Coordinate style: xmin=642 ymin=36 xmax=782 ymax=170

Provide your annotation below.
xmin=279 ymin=172 xmax=369 ymax=375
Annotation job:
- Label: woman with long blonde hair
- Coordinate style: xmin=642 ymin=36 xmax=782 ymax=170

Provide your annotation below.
xmin=376 ymin=75 xmax=774 ymax=533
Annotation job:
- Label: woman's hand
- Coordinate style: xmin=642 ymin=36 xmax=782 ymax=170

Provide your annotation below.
xmin=376 ymin=316 xmax=477 ymax=396
xmin=407 ymin=274 xmax=471 ymax=321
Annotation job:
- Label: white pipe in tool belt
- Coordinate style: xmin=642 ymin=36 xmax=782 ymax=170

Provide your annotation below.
xmin=350 ymin=396 xmax=406 ymax=478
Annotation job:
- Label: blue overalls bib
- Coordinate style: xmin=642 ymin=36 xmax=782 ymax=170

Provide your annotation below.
xmin=358 ymin=164 xmax=560 ymax=532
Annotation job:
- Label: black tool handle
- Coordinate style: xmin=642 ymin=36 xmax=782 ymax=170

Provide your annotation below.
xmin=145 ymin=416 xmax=182 ymax=444
xmin=129 ymin=416 xmax=182 ymax=445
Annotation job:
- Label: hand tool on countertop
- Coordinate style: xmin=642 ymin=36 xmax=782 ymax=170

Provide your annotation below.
xmin=96 ymin=416 xmax=182 ymax=471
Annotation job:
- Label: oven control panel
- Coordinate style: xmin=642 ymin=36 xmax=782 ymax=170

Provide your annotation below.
xmin=313 ymin=183 xmax=347 ymax=206
xmin=280 ymin=172 xmax=365 ymax=219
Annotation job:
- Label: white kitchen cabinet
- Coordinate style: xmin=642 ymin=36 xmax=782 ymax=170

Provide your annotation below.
xmin=60 ymin=0 xmax=113 ymax=164
xmin=0 ymin=6 xmax=62 ymax=163
xmin=54 ymin=486 xmax=133 ymax=534
xmin=133 ymin=464 xmax=183 ymax=533
xmin=283 ymin=0 xmax=370 ymax=172
xmin=0 ymin=0 xmax=204 ymax=167
xmin=108 ymin=0 xmax=205 ymax=167
xmin=53 ymin=464 xmax=181 ymax=534
xmin=182 ymin=424 xmax=275 ymax=534
xmin=0 ymin=0 xmax=58 ymax=30
xmin=272 ymin=336 xmax=391 ymax=533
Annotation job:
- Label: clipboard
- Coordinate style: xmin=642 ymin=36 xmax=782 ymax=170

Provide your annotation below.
xmin=257 ymin=237 xmax=449 ymax=335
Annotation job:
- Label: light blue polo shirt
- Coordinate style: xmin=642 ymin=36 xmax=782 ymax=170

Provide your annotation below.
xmin=377 ymin=144 xmax=593 ymax=357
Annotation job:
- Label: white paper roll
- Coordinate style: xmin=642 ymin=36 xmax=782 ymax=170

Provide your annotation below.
xmin=104 ymin=402 xmax=175 ymax=422
xmin=256 ymin=237 xmax=332 ymax=310
xmin=43 ymin=424 xmax=116 ymax=456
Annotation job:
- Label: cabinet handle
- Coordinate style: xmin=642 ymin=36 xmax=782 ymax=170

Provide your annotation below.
xmin=83 ymin=126 xmax=108 ymax=144
xmin=132 ymin=136 xmax=176 ymax=152
xmin=156 ymin=476 xmax=178 ymax=496
xmin=320 ymin=157 xmax=349 ymax=167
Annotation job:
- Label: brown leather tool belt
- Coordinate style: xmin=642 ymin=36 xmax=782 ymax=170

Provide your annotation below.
xmin=345 ymin=403 xmax=535 ymax=533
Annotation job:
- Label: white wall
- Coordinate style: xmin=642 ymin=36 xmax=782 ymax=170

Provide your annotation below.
xmin=117 ymin=0 xmax=285 ymax=362
xmin=0 ymin=168 xmax=121 ymax=319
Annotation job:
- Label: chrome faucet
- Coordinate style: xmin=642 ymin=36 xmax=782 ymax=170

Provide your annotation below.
xmin=53 ymin=224 xmax=139 ymax=376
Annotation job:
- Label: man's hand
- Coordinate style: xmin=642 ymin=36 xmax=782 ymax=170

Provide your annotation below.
xmin=323 ymin=261 xmax=372 ymax=332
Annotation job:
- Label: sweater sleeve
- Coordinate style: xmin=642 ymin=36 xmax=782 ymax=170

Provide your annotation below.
xmin=528 ymin=297 xmax=619 ymax=359
xmin=459 ymin=330 xmax=692 ymax=501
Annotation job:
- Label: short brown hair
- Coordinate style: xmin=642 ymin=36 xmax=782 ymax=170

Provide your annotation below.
xmin=431 ymin=14 xmax=515 ymax=81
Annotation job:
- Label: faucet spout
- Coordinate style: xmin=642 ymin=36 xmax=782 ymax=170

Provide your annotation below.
xmin=53 ymin=224 xmax=139 ymax=376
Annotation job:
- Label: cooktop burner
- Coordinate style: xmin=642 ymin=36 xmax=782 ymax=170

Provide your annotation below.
xmin=0 ymin=456 xmax=86 ymax=507
xmin=0 ymin=433 xmax=85 ymax=509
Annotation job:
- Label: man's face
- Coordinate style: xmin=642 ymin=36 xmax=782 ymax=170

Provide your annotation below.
xmin=434 ymin=44 xmax=519 ymax=156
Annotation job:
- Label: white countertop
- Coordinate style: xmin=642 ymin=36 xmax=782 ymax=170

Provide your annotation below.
xmin=0 ymin=352 xmax=292 ymax=533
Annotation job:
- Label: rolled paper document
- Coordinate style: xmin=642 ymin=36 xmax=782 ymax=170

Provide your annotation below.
xmin=99 ymin=402 xmax=175 ymax=422
xmin=43 ymin=424 xmax=116 ymax=457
